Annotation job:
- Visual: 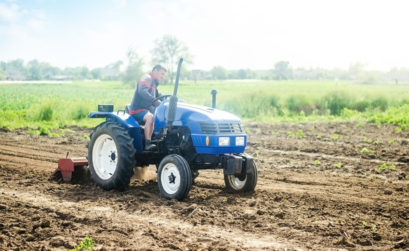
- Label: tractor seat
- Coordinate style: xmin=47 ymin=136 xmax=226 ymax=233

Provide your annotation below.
xmin=125 ymin=105 xmax=145 ymax=126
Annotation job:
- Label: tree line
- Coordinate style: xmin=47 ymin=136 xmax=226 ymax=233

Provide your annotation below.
xmin=1 ymin=35 xmax=409 ymax=84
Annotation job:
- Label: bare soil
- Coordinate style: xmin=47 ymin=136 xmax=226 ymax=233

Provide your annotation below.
xmin=0 ymin=122 xmax=408 ymax=250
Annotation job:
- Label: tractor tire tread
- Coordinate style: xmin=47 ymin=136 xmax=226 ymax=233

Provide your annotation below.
xmin=224 ymin=158 xmax=258 ymax=193
xmin=158 ymin=154 xmax=192 ymax=201
xmin=88 ymin=122 xmax=136 ymax=191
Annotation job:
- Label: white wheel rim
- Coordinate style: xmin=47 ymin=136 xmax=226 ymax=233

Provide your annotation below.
xmin=161 ymin=163 xmax=181 ymax=194
xmin=92 ymin=134 xmax=118 ymax=180
xmin=228 ymin=175 xmax=247 ymax=190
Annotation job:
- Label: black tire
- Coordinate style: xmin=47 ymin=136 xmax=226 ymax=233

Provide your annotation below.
xmin=157 ymin=154 xmax=192 ymax=200
xmin=86 ymin=121 xmax=106 ymax=149
xmin=191 ymin=170 xmax=199 ymax=185
xmin=224 ymin=158 xmax=258 ymax=193
xmin=88 ymin=122 xmax=136 ymax=191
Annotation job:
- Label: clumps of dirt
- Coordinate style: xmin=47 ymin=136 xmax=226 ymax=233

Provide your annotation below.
xmin=133 ymin=165 xmax=157 ymax=182
xmin=0 ymin=127 xmax=10 ymax=132
xmin=0 ymin=121 xmax=408 ymax=250
xmin=50 ymin=165 xmax=92 ymax=185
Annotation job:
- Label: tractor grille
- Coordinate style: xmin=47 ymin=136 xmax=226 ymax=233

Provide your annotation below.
xmin=200 ymin=122 xmax=243 ymax=134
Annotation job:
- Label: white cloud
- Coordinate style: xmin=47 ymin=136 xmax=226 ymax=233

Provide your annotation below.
xmin=0 ymin=2 xmax=21 ymax=22
xmin=113 ymin=0 xmax=127 ymax=8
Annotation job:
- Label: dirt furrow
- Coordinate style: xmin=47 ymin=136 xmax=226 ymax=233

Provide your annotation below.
xmin=0 ymin=186 xmax=301 ymax=250
xmin=0 ymin=122 xmax=408 ymax=250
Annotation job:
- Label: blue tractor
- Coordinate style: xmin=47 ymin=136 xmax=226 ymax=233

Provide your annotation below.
xmin=87 ymin=59 xmax=257 ymax=200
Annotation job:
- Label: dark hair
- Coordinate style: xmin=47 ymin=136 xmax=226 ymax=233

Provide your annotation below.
xmin=152 ymin=64 xmax=167 ymax=72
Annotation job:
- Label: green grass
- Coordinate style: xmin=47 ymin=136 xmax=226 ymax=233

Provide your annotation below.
xmin=1 ymin=80 xmax=409 ymax=130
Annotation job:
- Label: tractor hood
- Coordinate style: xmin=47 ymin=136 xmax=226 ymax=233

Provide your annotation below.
xmin=173 ymin=102 xmax=241 ymax=121
xmin=154 ymin=101 xmax=244 ymax=135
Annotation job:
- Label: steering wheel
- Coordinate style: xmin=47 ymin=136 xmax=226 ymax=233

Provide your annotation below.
xmin=153 ymin=95 xmax=172 ymax=104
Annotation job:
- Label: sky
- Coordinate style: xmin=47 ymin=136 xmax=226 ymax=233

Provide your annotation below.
xmin=0 ymin=0 xmax=408 ymax=71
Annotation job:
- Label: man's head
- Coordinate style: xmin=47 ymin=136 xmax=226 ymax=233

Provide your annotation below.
xmin=151 ymin=65 xmax=167 ymax=83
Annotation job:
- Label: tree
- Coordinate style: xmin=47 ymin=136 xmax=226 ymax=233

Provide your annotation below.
xmin=348 ymin=62 xmax=367 ymax=82
xmin=151 ymin=35 xmax=192 ymax=84
xmin=80 ymin=66 xmax=91 ymax=79
xmin=40 ymin=63 xmax=61 ymax=79
xmin=91 ymin=68 xmax=102 ymax=79
xmin=210 ymin=66 xmax=227 ymax=80
xmin=27 ymin=60 xmax=42 ymax=80
xmin=99 ymin=61 xmax=123 ymax=80
xmin=0 ymin=66 xmax=4 ymax=80
xmin=6 ymin=59 xmax=26 ymax=80
xmin=123 ymin=48 xmax=144 ymax=87
xmin=238 ymin=69 xmax=247 ymax=79
xmin=273 ymin=61 xmax=292 ymax=80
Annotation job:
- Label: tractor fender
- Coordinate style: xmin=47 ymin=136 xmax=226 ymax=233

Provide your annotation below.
xmin=89 ymin=112 xmax=143 ymax=152
xmin=89 ymin=112 xmax=141 ymax=129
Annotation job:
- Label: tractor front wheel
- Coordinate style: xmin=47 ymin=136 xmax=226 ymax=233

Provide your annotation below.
xmin=157 ymin=154 xmax=192 ymax=200
xmin=88 ymin=122 xmax=136 ymax=191
xmin=224 ymin=159 xmax=257 ymax=193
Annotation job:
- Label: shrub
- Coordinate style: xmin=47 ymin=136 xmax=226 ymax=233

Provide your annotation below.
xmin=323 ymin=92 xmax=351 ymax=116
xmin=37 ymin=103 xmax=54 ymax=121
xmin=369 ymin=104 xmax=409 ymax=127
xmin=39 ymin=127 xmax=50 ymax=136
xmin=285 ymin=95 xmax=314 ymax=115
xmin=71 ymin=104 xmax=89 ymax=120
xmin=371 ymin=97 xmax=388 ymax=111
xmin=269 ymin=95 xmax=280 ymax=108
xmin=341 ymin=108 xmax=359 ymax=118
xmin=352 ymin=100 xmax=370 ymax=112
xmin=223 ymin=93 xmax=280 ymax=118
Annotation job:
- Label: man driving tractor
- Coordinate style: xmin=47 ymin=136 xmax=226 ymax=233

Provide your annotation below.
xmin=129 ymin=65 xmax=167 ymax=150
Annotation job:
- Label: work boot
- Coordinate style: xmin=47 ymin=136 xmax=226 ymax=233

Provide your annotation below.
xmin=145 ymin=140 xmax=157 ymax=151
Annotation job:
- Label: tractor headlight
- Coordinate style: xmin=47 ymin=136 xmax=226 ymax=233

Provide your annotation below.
xmin=219 ymin=137 xmax=230 ymax=146
xmin=235 ymin=136 xmax=245 ymax=146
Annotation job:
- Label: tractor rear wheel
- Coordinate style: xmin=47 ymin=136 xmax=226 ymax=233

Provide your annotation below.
xmin=224 ymin=159 xmax=257 ymax=193
xmin=88 ymin=122 xmax=136 ymax=191
xmin=157 ymin=154 xmax=192 ymax=200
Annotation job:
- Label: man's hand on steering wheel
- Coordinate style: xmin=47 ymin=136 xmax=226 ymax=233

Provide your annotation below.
xmin=152 ymin=95 xmax=172 ymax=106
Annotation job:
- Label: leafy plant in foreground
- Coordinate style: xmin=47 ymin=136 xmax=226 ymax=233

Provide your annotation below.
xmin=331 ymin=134 xmax=340 ymax=140
xmin=360 ymin=147 xmax=374 ymax=153
xmin=71 ymin=237 xmax=95 ymax=251
xmin=362 ymin=137 xmax=373 ymax=143
xmin=377 ymin=163 xmax=396 ymax=172
xmin=295 ymin=129 xmax=305 ymax=138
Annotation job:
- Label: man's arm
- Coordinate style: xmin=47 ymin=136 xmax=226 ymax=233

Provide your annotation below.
xmin=137 ymin=80 xmax=155 ymax=104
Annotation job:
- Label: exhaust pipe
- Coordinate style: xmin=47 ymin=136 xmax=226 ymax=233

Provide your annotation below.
xmin=167 ymin=58 xmax=183 ymax=128
xmin=211 ymin=89 xmax=217 ymax=108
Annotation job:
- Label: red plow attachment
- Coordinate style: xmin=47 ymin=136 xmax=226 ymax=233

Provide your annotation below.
xmin=55 ymin=157 xmax=88 ymax=182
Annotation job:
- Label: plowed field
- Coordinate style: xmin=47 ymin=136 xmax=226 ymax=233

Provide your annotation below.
xmin=0 ymin=122 xmax=408 ymax=250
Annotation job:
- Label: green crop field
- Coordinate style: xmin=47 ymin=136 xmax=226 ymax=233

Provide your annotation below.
xmin=1 ymin=80 xmax=409 ymax=135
